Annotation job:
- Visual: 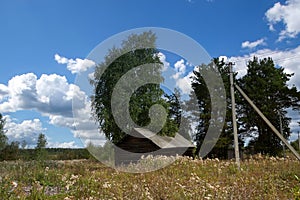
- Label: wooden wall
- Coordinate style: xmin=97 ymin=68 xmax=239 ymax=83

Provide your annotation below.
xmin=115 ymin=134 xmax=194 ymax=165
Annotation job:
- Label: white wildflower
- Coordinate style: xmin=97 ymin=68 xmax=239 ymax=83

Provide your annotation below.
xmin=11 ymin=181 xmax=18 ymax=188
xmin=103 ymin=182 xmax=111 ymax=189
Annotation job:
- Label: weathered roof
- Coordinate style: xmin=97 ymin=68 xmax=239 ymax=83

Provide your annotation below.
xmin=131 ymin=128 xmax=195 ymax=148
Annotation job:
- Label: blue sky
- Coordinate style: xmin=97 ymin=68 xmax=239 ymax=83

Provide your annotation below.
xmin=0 ymin=0 xmax=300 ymax=148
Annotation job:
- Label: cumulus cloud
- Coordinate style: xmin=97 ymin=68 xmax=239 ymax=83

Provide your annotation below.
xmin=0 ymin=72 xmax=105 ymax=147
xmin=4 ymin=115 xmax=46 ymax=147
xmin=241 ymin=38 xmax=266 ymax=49
xmin=0 ymin=73 xmax=85 ymax=116
xmin=54 ymin=54 xmax=95 ymax=74
xmin=265 ymin=0 xmax=300 ymax=40
xmin=0 ymin=84 xmax=9 ymax=102
xmin=0 ymin=84 xmax=9 ymax=96
xmin=173 ymin=59 xmax=186 ymax=80
xmin=157 ymin=52 xmax=170 ymax=71
xmin=175 ymin=71 xmax=194 ymax=95
xmin=169 ymin=59 xmax=194 ymax=95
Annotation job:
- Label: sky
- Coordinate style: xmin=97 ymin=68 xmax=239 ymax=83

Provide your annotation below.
xmin=0 ymin=0 xmax=300 ymax=148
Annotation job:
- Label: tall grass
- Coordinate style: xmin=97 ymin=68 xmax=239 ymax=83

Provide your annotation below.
xmin=0 ymin=155 xmax=299 ymax=199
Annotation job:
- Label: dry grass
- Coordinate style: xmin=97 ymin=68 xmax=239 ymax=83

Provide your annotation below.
xmin=0 ymin=154 xmax=300 ymax=199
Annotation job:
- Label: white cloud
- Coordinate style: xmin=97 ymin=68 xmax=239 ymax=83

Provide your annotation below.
xmin=0 ymin=84 xmax=9 ymax=96
xmin=47 ymin=141 xmax=80 ymax=148
xmin=88 ymin=72 xmax=95 ymax=80
xmin=175 ymin=71 xmax=194 ymax=95
xmin=169 ymin=59 xmax=196 ymax=95
xmin=157 ymin=52 xmax=170 ymax=71
xmin=4 ymin=115 xmax=46 ymax=147
xmin=0 ymin=73 xmax=38 ymax=112
xmin=0 ymin=73 xmax=86 ymax=115
xmin=265 ymin=0 xmax=300 ymax=40
xmin=218 ymin=56 xmax=228 ymax=63
xmin=241 ymin=38 xmax=266 ymax=49
xmin=173 ymin=59 xmax=186 ymax=80
xmin=0 ymin=72 xmax=104 ymax=146
xmin=0 ymin=84 xmax=9 ymax=102
xmin=228 ymin=45 xmax=300 ymax=90
xmin=286 ymin=109 xmax=300 ymax=141
xmin=54 ymin=54 xmax=95 ymax=74
xmin=83 ymin=138 xmax=106 ymax=147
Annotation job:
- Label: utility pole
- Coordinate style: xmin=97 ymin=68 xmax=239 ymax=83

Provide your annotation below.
xmin=228 ymin=62 xmax=240 ymax=170
xmin=278 ymin=111 xmax=286 ymax=158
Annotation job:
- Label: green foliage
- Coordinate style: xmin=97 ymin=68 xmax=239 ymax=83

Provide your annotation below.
xmin=239 ymin=57 xmax=300 ymax=156
xmin=91 ymin=31 xmax=178 ymax=144
xmin=189 ymin=59 xmax=243 ymax=158
xmin=0 ymin=113 xmax=7 ymax=151
xmin=293 ymin=175 xmax=300 ymax=200
xmin=4 ymin=141 xmax=20 ymax=160
xmin=291 ymin=139 xmax=300 ymax=152
xmin=36 ymin=133 xmax=47 ymax=149
xmin=35 ymin=133 xmax=48 ymax=161
xmin=0 ymin=148 xmax=91 ymax=161
xmin=164 ymin=88 xmax=190 ymax=138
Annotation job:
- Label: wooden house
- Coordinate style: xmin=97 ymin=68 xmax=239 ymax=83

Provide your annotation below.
xmin=114 ymin=128 xmax=195 ymax=165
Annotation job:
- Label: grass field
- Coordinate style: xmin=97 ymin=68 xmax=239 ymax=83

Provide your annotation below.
xmin=0 ymin=155 xmax=300 ymax=199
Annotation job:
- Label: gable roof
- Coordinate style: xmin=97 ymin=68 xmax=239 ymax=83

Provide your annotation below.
xmin=130 ymin=128 xmax=195 ymax=149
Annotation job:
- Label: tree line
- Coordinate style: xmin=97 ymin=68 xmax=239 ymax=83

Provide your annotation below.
xmin=0 ymin=115 xmax=91 ymax=161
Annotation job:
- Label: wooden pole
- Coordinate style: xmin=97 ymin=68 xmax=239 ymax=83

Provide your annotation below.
xmin=228 ymin=62 xmax=240 ymax=169
xmin=298 ymin=131 xmax=300 ymax=152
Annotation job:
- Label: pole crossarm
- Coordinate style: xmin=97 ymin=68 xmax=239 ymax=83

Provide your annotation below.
xmin=234 ymin=83 xmax=300 ymax=161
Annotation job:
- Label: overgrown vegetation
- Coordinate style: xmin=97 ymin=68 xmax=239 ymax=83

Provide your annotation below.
xmin=0 ymin=155 xmax=299 ymax=199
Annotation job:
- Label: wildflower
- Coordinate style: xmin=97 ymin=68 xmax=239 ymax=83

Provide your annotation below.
xmin=145 ymin=186 xmax=153 ymax=200
xmin=9 ymin=181 xmax=18 ymax=192
xmin=103 ymin=182 xmax=111 ymax=189
xmin=64 ymin=196 xmax=74 ymax=200
xmin=204 ymin=194 xmax=212 ymax=199
xmin=133 ymin=184 xmax=138 ymax=190
xmin=11 ymin=181 xmax=18 ymax=188
xmin=62 ymin=175 xmax=67 ymax=181
xmin=206 ymin=183 xmax=214 ymax=190
xmin=70 ymin=174 xmax=79 ymax=180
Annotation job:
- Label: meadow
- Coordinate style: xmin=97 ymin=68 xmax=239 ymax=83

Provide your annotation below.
xmin=0 ymin=155 xmax=300 ymax=200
